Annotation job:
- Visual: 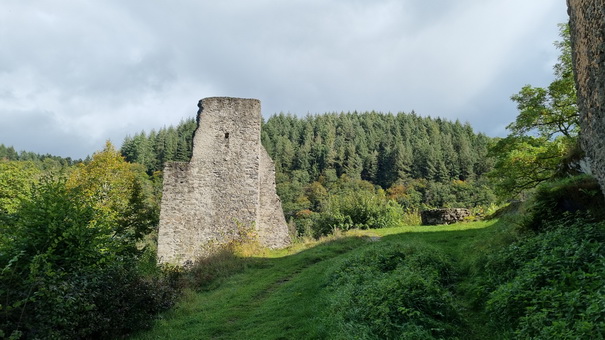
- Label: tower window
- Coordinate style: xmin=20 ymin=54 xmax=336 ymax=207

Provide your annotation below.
xmin=224 ymin=132 xmax=230 ymax=139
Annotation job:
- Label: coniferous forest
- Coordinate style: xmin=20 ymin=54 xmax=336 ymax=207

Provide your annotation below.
xmin=120 ymin=112 xmax=496 ymax=236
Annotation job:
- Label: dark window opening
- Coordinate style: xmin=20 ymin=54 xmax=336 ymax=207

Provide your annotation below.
xmin=224 ymin=132 xmax=230 ymax=139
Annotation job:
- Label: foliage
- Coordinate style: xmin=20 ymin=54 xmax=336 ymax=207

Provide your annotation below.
xmin=480 ymin=217 xmax=605 ymax=338
xmin=325 ymin=242 xmax=464 ymax=339
xmin=488 ymin=136 xmax=572 ymax=198
xmin=508 ymin=24 xmax=577 ymax=140
xmin=0 ymin=143 xmax=80 ymax=166
xmin=262 ymin=111 xmax=492 ymax=187
xmin=522 ymin=175 xmax=605 ymax=231
xmin=0 ymin=161 xmax=40 ymax=214
xmin=490 ymin=24 xmax=580 ymax=199
xmin=121 ymin=118 xmax=197 ymax=173
xmin=313 ymin=189 xmax=404 ymax=237
xmin=68 ymin=141 xmax=159 ymax=246
xmin=284 ymin=174 xmax=495 ymax=238
xmin=0 ymin=165 xmax=172 ymax=338
xmin=262 ymin=112 xmax=495 ymax=234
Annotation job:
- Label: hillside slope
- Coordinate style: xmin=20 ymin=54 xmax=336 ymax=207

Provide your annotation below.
xmin=132 ymin=214 xmax=605 ymax=339
xmin=131 ymin=221 xmax=501 ymax=339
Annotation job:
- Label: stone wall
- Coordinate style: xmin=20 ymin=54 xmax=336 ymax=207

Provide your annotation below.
xmin=567 ymin=0 xmax=605 ymax=198
xmin=157 ymin=97 xmax=290 ymax=265
xmin=420 ymin=208 xmax=471 ymax=226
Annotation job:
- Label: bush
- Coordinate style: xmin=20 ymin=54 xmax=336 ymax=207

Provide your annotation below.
xmin=5 ymin=257 xmax=179 ymax=339
xmin=481 ymin=217 xmax=605 ymax=338
xmin=0 ymin=178 xmax=178 ymax=339
xmin=324 ymin=242 xmax=464 ymax=339
xmin=523 ymin=175 xmax=604 ymax=231
xmin=313 ymin=190 xmax=403 ymax=237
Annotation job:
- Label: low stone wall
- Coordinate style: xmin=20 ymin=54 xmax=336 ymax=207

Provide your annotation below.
xmin=421 ymin=208 xmax=471 ymax=226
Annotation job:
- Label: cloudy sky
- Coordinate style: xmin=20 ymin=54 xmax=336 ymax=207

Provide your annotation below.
xmin=1 ymin=0 xmax=568 ymax=159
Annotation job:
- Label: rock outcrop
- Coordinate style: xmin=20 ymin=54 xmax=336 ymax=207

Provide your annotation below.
xmin=157 ymin=97 xmax=290 ymax=265
xmin=567 ymin=0 xmax=605 ymax=198
xmin=421 ymin=208 xmax=471 ymax=226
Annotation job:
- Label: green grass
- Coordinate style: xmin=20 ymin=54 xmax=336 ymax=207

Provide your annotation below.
xmin=130 ymin=220 xmax=509 ymax=339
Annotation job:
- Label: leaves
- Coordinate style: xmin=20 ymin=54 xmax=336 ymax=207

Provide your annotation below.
xmin=325 ymin=243 xmax=463 ymax=339
xmin=0 ymin=161 xmax=40 ymax=214
xmin=67 ymin=141 xmax=158 ymax=243
xmin=482 ymin=218 xmax=605 ymax=338
xmin=489 ymin=136 xmax=572 ymax=198
xmin=0 ymin=163 xmax=174 ymax=338
xmin=490 ymin=24 xmax=580 ymax=199
xmin=508 ymin=25 xmax=578 ymax=140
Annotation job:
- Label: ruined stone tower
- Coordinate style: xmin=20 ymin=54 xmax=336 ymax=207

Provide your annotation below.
xmin=567 ymin=0 xmax=605 ymax=198
xmin=157 ymin=97 xmax=290 ymax=265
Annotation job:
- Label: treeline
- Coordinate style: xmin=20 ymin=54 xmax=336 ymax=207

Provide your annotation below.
xmin=262 ymin=112 xmax=496 ymax=234
xmin=121 ymin=119 xmax=197 ymax=173
xmin=0 ymin=143 xmax=79 ymax=168
xmin=262 ymin=112 xmax=492 ymax=187
xmin=117 ymin=111 xmax=496 ymax=236
xmin=119 ymin=112 xmax=493 ymax=186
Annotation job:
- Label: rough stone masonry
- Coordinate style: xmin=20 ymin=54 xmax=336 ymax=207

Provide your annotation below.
xmin=157 ymin=97 xmax=290 ymax=265
xmin=567 ymin=0 xmax=605 ymax=198
xmin=421 ymin=208 xmax=471 ymax=226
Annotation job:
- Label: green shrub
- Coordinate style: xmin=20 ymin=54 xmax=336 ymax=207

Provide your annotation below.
xmin=7 ymin=257 xmax=179 ymax=339
xmin=523 ymin=175 xmax=604 ymax=231
xmin=313 ymin=190 xmax=403 ymax=237
xmin=0 ymin=178 xmax=179 ymax=339
xmin=482 ymin=217 xmax=605 ymax=338
xmin=324 ymin=242 xmax=464 ymax=339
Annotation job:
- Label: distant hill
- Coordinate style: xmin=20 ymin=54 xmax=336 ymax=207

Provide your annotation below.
xmin=120 ymin=111 xmax=493 ymax=187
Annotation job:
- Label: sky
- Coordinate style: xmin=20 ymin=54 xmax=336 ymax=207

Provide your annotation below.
xmin=1 ymin=0 xmax=569 ymax=160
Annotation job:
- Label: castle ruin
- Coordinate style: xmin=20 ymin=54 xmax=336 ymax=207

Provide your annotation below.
xmin=568 ymin=0 xmax=605 ymax=198
xmin=157 ymin=97 xmax=290 ymax=265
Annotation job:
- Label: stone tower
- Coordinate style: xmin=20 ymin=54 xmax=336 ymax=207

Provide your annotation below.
xmin=157 ymin=97 xmax=290 ymax=265
xmin=567 ymin=0 xmax=605 ymax=198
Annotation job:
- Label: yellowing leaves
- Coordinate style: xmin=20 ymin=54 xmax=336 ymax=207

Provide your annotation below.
xmin=67 ymin=141 xmax=141 ymax=221
xmin=0 ymin=161 xmax=41 ymax=214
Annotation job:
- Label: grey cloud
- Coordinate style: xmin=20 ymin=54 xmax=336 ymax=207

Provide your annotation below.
xmin=0 ymin=0 xmax=569 ymax=159
xmin=0 ymin=109 xmax=94 ymax=158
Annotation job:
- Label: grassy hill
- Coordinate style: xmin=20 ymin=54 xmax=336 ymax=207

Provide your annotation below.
xmin=130 ymin=220 xmax=511 ymax=339
xmin=131 ymin=210 xmax=605 ymax=339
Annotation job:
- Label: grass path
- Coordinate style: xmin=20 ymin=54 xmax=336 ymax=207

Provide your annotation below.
xmin=132 ymin=220 xmax=507 ymax=339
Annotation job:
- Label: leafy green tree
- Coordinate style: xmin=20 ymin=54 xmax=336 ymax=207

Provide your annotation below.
xmin=453 ymin=129 xmax=475 ymax=180
xmin=0 ymin=161 xmax=40 ymax=214
xmin=313 ymin=182 xmax=403 ymax=237
xmin=393 ymin=141 xmax=413 ymax=181
xmin=361 ymin=150 xmax=379 ymax=182
xmin=508 ymin=24 xmax=577 ymax=139
xmin=122 ymin=132 xmax=154 ymax=171
xmin=490 ymin=136 xmax=571 ymax=198
xmin=305 ymin=181 xmax=328 ymax=211
xmin=68 ymin=141 xmax=157 ymax=242
xmin=0 ymin=177 xmax=175 ymax=338
xmin=0 ymin=144 xmax=19 ymax=160
xmin=490 ymin=24 xmax=579 ymax=198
